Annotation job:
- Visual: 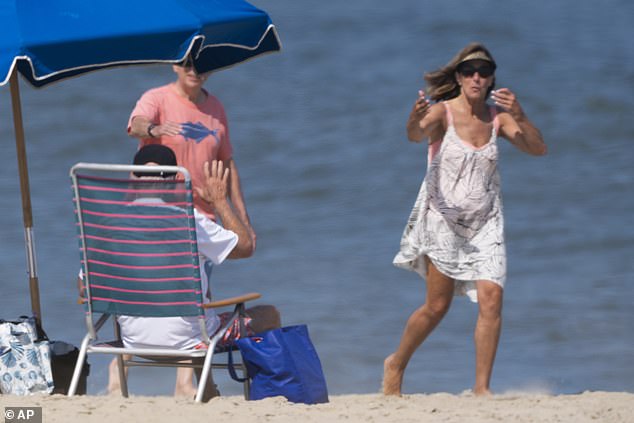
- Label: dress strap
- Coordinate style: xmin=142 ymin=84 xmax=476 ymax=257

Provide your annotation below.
xmin=443 ymin=101 xmax=454 ymax=126
xmin=489 ymin=105 xmax=499 ymax=135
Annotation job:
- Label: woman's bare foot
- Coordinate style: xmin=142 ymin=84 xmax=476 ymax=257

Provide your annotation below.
xmin=382 ymin=354 xmax=404 ymax=396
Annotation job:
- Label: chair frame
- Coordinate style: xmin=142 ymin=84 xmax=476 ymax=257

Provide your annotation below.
xmin=68 ymin=163 xmax=259 ymax=402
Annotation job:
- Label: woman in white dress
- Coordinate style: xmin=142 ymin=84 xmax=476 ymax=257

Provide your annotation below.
xmin=384 ymin=43 xmax=547 ymax=396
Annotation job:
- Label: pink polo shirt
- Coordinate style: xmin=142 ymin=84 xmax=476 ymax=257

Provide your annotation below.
xmin=128 ymin=84 xmax=233 ymax=219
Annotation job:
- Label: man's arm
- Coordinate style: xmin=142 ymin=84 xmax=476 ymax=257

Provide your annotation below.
xmin=195 ymin=160 xmax=254 ymax=258
xmin=129 ymin=116 xmax=182 ymax=140
xmin=224 ymin=158 xmax=256 ymax=248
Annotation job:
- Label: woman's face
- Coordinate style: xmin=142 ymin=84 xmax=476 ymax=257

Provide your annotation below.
xmin=456 ymin=59 xmax=495 ymax=100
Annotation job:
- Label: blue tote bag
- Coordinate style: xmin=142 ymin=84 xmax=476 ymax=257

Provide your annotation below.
xmin=236 ymin=325 xmax=329 ymax=404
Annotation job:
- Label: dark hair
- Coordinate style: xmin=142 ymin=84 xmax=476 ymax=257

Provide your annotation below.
xmin=424 ymin=42 xmax=497 ymax=102
xmin=133 ymin=144 xmax=177 ymax=178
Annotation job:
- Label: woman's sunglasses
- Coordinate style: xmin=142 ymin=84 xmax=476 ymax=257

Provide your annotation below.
xmin=457 ymin=63 xmax=495 ymax=78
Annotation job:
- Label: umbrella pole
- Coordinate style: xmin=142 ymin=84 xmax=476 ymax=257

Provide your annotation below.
xmin=9 ymin=68 xmax=42 ymax=326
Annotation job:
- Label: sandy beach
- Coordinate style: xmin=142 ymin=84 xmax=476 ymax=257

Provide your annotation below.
xmin=1 ymin=391 xmax=632 ymax=423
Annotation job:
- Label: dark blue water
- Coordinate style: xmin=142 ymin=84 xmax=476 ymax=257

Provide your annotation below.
xmin=1 ymin=0 xmax=632 ymax=396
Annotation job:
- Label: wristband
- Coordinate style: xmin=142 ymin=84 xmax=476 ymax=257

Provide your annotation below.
xmin=147 ymin=123 xmax=158 ymax=138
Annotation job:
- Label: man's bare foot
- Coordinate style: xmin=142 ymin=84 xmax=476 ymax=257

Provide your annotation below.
xmin=198 ymin=383 xmax=221 ymax=402
xmin=473 ymin=387 xmax=493 ymax=396
xmin=174 ymin=383 xmax=199 ymax=398
xmin=174 ymin=367 xmax=197 ymax=398
xmin=107 ymin=358 xmax=123 ymax=395
xmin=107 ymin=381 xmax=121 ymax=395
xmin=382 ymin=354 xmax=404 ymax=396
xmin=175 ymin=379 xmax=220 ymax=400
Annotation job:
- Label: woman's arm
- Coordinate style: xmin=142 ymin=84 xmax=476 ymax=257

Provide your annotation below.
xmin=406 ymin=91 xmax=445 ymax=143
xmin=492 ymin=88 xmax=547 ymax=156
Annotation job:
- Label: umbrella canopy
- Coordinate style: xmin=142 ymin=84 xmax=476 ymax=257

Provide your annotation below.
xmin=0 ymin=0 xmax=280 ymax=325
xmin=1 ymin=0 xmax=281 ymax=86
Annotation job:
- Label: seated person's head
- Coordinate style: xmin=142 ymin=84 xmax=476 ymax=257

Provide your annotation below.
xmin=133 ymin=144 xmax=177 ymax=178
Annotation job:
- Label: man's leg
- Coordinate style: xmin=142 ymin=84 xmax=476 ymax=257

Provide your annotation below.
xmin=107 ymin=355 xmax=130 ymax=395
xmin=184 ymin=304 xmax=280 ymax=400
xmin=174 ymin=367 xmax=198 ymax=398
xmin=246 ymin=304 xmax=281 ymax=333
xmin=192 ymin=359 xmax=220 ymax=402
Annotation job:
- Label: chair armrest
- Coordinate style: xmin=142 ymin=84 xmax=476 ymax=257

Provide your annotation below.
xmin=202 ymin=292 xmax=261 ymax=309
xmin=79 ymin=293 xmax=262 ymax=307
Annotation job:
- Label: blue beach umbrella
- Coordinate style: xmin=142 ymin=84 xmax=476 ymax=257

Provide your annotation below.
xmin=0 ymin=0 xmax=281 ymax=325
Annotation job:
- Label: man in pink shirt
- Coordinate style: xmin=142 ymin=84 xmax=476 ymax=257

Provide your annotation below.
xmin=128 ymin=56 xmax=256 ymax=250
xmin=126 ymin=57 xmax=257 ymax=397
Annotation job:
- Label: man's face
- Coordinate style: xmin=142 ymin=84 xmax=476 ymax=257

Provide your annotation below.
xmin=173 ymin=61 xmax=207 ymax=89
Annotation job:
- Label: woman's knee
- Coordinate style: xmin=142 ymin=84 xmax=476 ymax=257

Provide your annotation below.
xmin=426 ymin=297 xmax=452 ymax=318
xmin=477 ymin=281 xmax=503 ymax=317
xmin=424 ymin=257 xmax=455 ymax=318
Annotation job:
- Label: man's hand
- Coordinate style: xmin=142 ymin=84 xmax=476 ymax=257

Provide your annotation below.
xmin=151 ymin=120 xmax=182 ymax=137
xmin=195 ymin=160 xmax=229 ymax=209
xmin=196 ymin=160 xmax=255 ymax=258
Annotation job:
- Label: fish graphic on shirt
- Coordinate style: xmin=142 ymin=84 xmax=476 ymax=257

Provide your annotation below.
xmin=180 ymin=122 xmax=219 ymax=144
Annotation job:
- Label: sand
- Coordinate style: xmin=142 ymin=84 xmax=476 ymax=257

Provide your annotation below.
xmin=1 ymin=391 xmax=632 ymax=423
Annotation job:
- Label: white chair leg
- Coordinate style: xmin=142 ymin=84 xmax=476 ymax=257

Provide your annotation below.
xmin=68 ymin=334 xmax=90 ymax=396
xmin=195 ymin=349 xmax=215 ymax=403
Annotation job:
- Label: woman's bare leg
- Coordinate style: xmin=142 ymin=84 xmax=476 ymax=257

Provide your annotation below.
xmin=473 ymin=280 xmax=503 ymax=395
xmin=383 ymin=258 xmax=454 ymax=395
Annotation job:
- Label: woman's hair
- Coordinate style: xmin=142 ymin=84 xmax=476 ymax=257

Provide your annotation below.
xmin=424 ymin=42 xmax=497 ymax=102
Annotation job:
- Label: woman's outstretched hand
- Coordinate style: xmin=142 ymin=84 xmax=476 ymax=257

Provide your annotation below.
xmin=406 ymin=90 xmax=432 ymax=142
xmin=491 ymin=88 xmax=525 ymax=119
xmin=411 ymin=90 xmax=432 ymax=120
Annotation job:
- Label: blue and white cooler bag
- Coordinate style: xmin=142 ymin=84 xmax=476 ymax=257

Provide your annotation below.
xmin=0 ymin=317 xmax=54 ymax=395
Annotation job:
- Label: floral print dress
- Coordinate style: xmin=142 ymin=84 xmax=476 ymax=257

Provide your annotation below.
xmin=393 ymin=102 xmax=506 ymax=302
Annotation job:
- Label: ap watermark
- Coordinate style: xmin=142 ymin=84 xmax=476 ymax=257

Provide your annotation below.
xmin=4 ymin=407 xmax=42 ymax=423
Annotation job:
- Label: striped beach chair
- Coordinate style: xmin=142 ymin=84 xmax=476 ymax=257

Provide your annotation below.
xmin=68 ymin=163 xmax=259 ymax=401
